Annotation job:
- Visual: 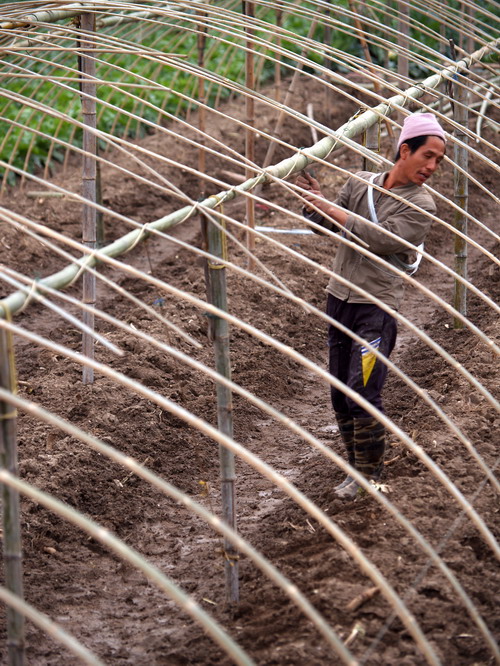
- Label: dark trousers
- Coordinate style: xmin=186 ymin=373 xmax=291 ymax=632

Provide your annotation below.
xmin=327 ymin=294 xmax=397 ymax=418
xmin=327 ymin=295 xmax=397 ymax=478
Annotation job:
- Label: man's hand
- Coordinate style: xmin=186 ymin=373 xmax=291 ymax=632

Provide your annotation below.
xmin=295 ymin=170 xmax=348 ymax=227
xmin=295 ymin=171 xmax=324 ymax=212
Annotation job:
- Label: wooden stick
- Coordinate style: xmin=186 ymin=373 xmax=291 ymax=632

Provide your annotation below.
xmin=197 ymin=11 xmax=213 ymax=341
xmin=274 ymin=8 xmax=283 ymax=102
xmin=346 ymin=586 xmax=380 ymax=612
xmin=26 ymin=191 xmax=69 ymax=199
xmin=0 ymin=327 xmax=25 ymax=665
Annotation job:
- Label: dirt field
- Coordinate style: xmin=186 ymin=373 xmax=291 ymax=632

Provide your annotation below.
xmin=0 ymin=76 xmax=498 ymax=665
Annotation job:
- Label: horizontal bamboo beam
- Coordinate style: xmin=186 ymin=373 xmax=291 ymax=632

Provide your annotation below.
xmin=0 ymin=4 xmax=87 ymax=29
xmin=0 ymin=3 xmax=185 ymax=30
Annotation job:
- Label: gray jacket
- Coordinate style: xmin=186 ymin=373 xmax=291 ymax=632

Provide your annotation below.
xmin=305 ymin=170 xmax=436 ymax=310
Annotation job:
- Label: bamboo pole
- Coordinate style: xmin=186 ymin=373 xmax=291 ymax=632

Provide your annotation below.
xmin=274 ymin=8 xmax=283 ymax=102
xmin=261 ymin=19 xmax=318 ymax=171
xmin=0 ymin=327 xmax=25 ymax=666
xmin=438 ymin=16 xmax=447 ymax=115
xmin=244 ymin=0 xmax=256 ymax=266
xmin=323 ymin=0 xmax=333 ymax=112
xmin=96 ymin=156 xmax=104 ymax=247
xmin=465 ymin=2 xmax=475 ymax=54
xmin=362 ymin=120 xmax=381 ymax=172
xmin=397 ymin=0 xmax=410 ymax=83
xmin=197 ymin=10 xmax=214 ymax=340
xmin=349 ymin=1 xmax=393 ymax=139
xmin=397 ymin=0 xmax=410 ymax=131
xmin=453 ymin=71 xmax=469 ymax=329
xmin=206 ymin=208 xmax=239 ymax=605
xmin=460 ymin=2 xmax=467 ymax=52
xmin=80 ymin=12 xmax=97 ymax=384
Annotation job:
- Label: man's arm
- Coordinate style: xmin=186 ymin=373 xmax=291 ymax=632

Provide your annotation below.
xmin=296 ymin=172 xmax=350 ymax=232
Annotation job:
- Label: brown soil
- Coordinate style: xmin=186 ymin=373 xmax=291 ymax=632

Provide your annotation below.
xmin=0 ymin=76 xmax=498 ymax=665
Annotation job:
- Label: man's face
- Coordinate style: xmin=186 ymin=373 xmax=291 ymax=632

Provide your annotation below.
xmin=400 ymin=136 xmax=445 ymax=186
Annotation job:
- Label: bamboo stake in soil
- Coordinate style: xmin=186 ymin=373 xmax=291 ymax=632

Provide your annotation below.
xmin=80 ymin=12 xmax=97 ymax=384
xmin=206 ymin=209 xmax=239 ymax=605
xmin=453 ymin=71 xmax=469 ymax=328
xmin=0 ymin=327 xmax=25 ymax=666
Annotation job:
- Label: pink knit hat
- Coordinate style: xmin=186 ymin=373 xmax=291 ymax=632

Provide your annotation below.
xmin=397 ymin=112 xmax=446 ymax=149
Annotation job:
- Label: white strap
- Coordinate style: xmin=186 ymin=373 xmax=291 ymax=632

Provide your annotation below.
xmin=366 ymin=174 xmax=423 ymax=276
xmin=367 ymin=174 xmax=379 ymax=224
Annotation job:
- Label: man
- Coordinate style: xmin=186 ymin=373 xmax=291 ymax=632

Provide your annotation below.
xmin=296 ymin=112 xmax=446 ymax=500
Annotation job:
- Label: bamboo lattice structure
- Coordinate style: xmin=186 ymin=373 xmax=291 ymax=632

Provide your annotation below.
xmin=0 ymin=1 xmax=498 ymax=664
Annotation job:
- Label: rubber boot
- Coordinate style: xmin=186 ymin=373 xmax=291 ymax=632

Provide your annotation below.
xmin=333 ymin=412 xmax=355 ymax=492
xmin=335 ymin=417 xmax=385 ymax=500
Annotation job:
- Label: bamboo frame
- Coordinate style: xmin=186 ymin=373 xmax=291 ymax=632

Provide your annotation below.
xmin=1 ymin=266 xmax=498 ymax=658
xmin=0 ymin=318 xmax=459 ymax=665
xmin=0 ymin=201 xmax=498 ymax=652
xmin=0 ymin=387 xmax=358 ymax=663
xmin=0 ymin=2 xmax=498 ymax=661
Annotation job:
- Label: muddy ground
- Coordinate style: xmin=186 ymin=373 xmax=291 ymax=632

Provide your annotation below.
xmin=0 ymin=75 xmax=498 ymax=665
